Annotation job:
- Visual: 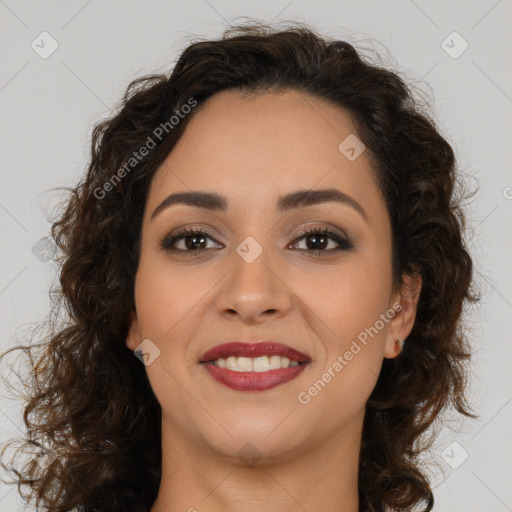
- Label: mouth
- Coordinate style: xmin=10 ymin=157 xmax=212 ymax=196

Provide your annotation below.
xmin=199 ymin=341 xmax=311 ymax=391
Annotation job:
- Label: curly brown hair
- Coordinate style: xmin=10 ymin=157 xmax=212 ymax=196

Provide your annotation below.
xmin=0 ymin=21 xmax=479 ymax=512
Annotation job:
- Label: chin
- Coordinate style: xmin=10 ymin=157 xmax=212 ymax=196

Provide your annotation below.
xmin=198 ymin=417 xmax=312 ymax=463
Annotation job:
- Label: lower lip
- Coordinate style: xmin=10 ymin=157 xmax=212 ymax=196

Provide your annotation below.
xmin=201 ymin=362 xmax=309 ymax=391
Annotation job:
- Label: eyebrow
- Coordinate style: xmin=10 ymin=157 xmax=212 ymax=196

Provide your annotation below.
xmin=150 ymin=188 xmax=368 ymax=222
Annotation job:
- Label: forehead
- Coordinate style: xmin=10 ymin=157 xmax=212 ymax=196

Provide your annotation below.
xmin=147 ymin=89 xmax=384 ymax=222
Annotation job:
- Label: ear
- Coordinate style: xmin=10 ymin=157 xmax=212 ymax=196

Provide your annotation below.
xmin=125 ymin=308 xmax=140 ymax=351
xmin=384 ymin=272 xmax=422 ymax=359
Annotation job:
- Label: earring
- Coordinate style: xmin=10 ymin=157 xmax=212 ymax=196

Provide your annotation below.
xmin=394 ymin=338 xmax=404 ymax=354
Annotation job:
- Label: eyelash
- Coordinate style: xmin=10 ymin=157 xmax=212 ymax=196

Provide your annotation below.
xmin=159 ymin=226 xmax=354 ymax=257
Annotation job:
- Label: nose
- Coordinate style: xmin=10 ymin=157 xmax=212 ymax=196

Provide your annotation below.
xmin=215 ymin=244 xmax=293 ymax=324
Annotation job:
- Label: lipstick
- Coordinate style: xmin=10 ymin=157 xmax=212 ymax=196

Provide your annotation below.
xmin=199 ymin=341 xmax=310 ymax=391
xmin=199 ymin=341 xmax=310 ymax=363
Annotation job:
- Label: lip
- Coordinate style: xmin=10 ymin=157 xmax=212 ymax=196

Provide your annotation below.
xmin=202 ymin=363 xmax=309 ymax=391
xmin=199 ymin=341 xmax=311 ymax=363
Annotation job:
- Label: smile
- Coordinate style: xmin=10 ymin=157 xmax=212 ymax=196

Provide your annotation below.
xmin=199 ymin=341 xmax=311 ymax=391
xmin=209 ymin=355 xmax=302 ymax=371
xmin=201 ymin=356 xmax=310 ymax=391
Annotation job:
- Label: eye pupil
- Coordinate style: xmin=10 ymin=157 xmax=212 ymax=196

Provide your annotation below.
xmin=307 ymin=234 xmax=327 ymax=250
xmin=186 ymin=235 xmax=207 ymax=250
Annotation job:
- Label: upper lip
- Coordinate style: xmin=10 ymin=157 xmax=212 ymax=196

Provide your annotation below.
xmin=199 ymin=342 xmax=311 ymax=363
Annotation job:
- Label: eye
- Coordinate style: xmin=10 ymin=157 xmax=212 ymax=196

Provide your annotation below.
xmin=159 ymin=225 xmax=354 ymax=256
xmin=160 ymin=226 xmax=221 ymax=255
xmin=289 ymin=227 xmax=354 ymax=255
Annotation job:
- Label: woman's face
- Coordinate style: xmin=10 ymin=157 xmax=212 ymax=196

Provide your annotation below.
xmin=126 ymin=89 xmax=420 ymax=462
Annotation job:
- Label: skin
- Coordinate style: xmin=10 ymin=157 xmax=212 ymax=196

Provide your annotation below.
xmin=126 ymin=89 xmax=422 ymax=512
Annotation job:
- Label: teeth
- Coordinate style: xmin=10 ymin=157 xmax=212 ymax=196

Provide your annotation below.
xmin=212 ymin=355 xmax=301 ymax=372
xmin=235 ymin=356 xmax=253 ymax=372
xmin=253 ymin=356 xmax=270 ymax=372
xmin=269 ymin=355 xmax=281 ymax=370
xmin=225 ymin=356 xmax=238 ymax=371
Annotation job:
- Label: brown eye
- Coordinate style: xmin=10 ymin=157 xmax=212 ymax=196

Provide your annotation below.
xmin=160 ymin=226 xmax=353 ymax=257
xmin=160 ymin=227 xmax=221 ymax=253
xmin=290 ymin=227 xmax=353 ymax=254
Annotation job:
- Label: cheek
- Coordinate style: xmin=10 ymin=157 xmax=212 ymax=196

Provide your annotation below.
xmin=134 ymin=254 xmax=202 ymax=336
xmin=133 ymin=259 xmax=201 ymax=398
xmin=298 ymin=265 xmax=390 ymax=416
xmin=297 ymin=255 xmax=391 ymax=337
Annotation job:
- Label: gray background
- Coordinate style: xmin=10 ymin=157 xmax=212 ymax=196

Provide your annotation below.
xmin=0 ymin=1 xmax=511 ymax=511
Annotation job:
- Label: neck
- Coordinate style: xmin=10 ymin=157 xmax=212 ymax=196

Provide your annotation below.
xmin=150 ymin=413 xmax=363 ymax=512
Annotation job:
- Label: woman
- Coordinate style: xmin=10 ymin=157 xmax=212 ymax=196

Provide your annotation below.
xmin=0 ymin=21 xmax=479 ymax=512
